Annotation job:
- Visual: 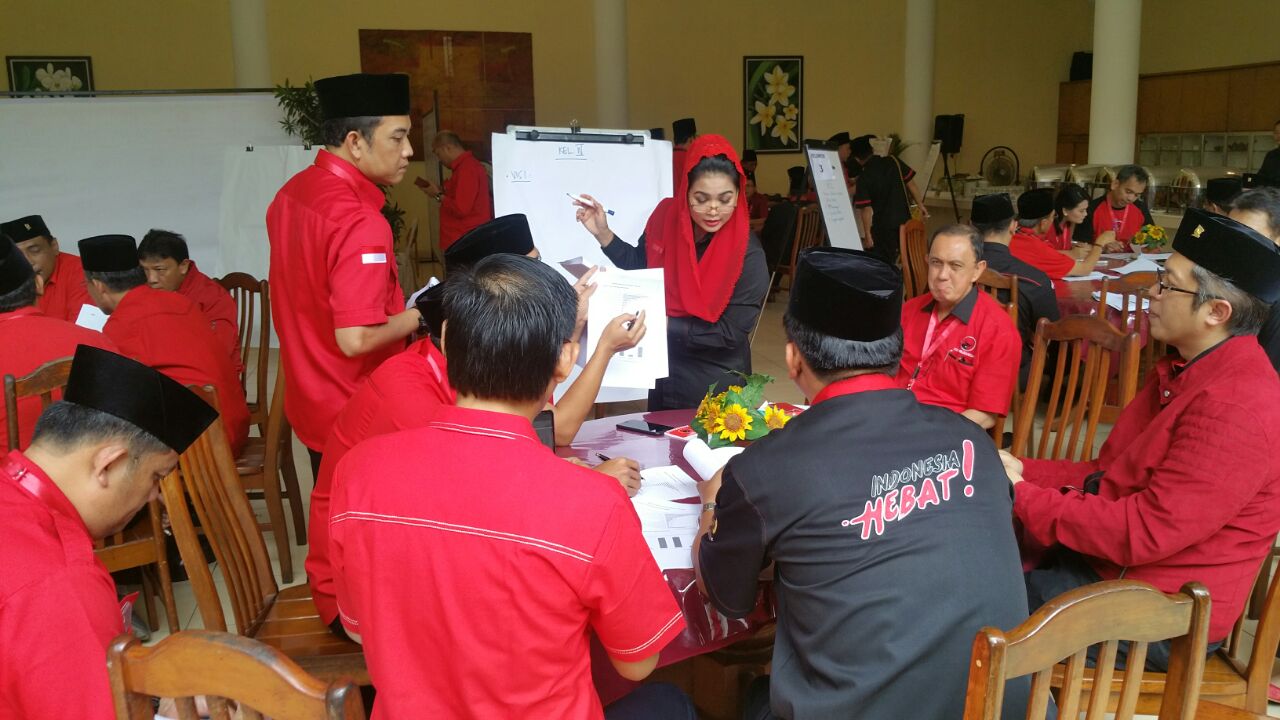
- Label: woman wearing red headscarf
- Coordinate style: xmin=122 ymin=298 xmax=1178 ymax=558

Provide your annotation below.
xmin=576 ymin=135 xmax=770 ymax=411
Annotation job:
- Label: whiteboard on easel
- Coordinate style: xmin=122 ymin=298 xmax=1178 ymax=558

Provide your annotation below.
xmin=492 ymin=126 xmax=673 ymax=268
xmin=805 ymin=140 xmax=863 ymax=250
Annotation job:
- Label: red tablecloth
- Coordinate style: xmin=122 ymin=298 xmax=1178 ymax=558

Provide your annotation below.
xmin=560 ymin=410 xmax=776 ymax=704
xmin=1054 ymin=258 xmax=1151 ymax=342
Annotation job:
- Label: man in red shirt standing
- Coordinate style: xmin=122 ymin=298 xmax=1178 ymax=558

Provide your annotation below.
xmin=268 ymin=73 xmax=424 ymax=477
xmin=0 ymin=236 xmax=117 ymax=450
xmin=1 ymin=214 xmax=94 ymax=323
xmin=1010 ymin=188 xmax=1106 ymax=280
xmin=80 ymin=234 xmax=250 ymax=456
xmin=1078 ymin=164 xmax=1155 ymax=252
xmin=330 ymin=254 xmax=691 ymax=719
xmin=0 ymin=345 xmax=216 ymax=720
xmin=896 ymin=224 xmax=1020 ymax=430
xmin=137 ymin=229 xmax=242 ymax=376
xmin=1008 ymin=209 xmax=1280 ymax=670
xmin=418 ymin=131 xmax=494 ymax=251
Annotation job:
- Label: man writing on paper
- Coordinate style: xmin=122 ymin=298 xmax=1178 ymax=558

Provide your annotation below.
xmin=1 ymin=345 xmax=216 ymax=719
xmin=329 ymin=254 xmax=693 ymax=718
xmin=1009 ymin=209 xmax=1280 ymax=669
xmin=694 ymin=247 xmax=1030 ymax=720
xmin=268 ymin=73 xmax=424 ymax=478
xmin=1077 ymin=164 xmax=1155 ymax=252
xmin=1 ymin=214 xmax=94 ymax=323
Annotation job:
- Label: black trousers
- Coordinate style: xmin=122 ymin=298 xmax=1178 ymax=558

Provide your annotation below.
xmin=1025 ymin=549 xmax=1220 ymax=672
xmin=307 ymin=448 xmax=322 ymax=483
xmin=869 ymin=225 xmax=901 ymax=266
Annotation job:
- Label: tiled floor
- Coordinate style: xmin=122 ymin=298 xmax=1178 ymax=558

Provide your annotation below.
xmin=139 ymin=291 xmax=1280 ymax=718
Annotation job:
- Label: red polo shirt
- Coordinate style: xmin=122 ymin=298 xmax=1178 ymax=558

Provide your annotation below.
xmin=103 ymin=287 xmax=249 ymax=456
xmin=0 ymin=450 xmax=120 ymax=720
xmin=330 ymin=404 xmax=685 ymax=719
xmin=1016 ymin=337 xmax=1280 ymax=641
xmin=1089 ymin=200 xmax=1148 ymax=252
xmin=307 ymin=339 xmax=455 ymax=625
xmin=267 ymin=150 xmax=405 ymax=450
xmin=896 ymin=287 xmax=1020 ymax=416
xmin=36 ymin=252 xmax=93 ymax=323
xmin=0 ymin=307 xmax=117 ymax=450
xmin=177 ymin=262 xmax=242 ymax=377
xmin=438 ymin=151 xmax=493 ymax=251
xmin=1010 ymin=228 xmax=1074 ymax=280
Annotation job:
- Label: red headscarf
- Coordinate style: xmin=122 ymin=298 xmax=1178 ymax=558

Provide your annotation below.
xmin=643 ymin=134 xmax=751 ymax=323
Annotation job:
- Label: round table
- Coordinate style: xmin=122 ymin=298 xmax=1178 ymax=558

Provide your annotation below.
xmin=561 ymin=410 xmax=777 ymax=704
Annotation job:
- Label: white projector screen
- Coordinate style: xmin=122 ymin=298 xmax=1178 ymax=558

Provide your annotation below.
xmin=0 ymin=92 xmax=297 ymax=277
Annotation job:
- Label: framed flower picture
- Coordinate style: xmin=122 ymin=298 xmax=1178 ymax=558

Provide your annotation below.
xmin=744 ymin=56 xmax=802 ymax=154
xmin=6 ymin=56 xmax=94 ymax=95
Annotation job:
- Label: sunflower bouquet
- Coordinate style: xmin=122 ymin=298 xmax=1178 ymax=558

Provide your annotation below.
xmin=1132 ymin=224 xmax=1168 ymax=252
xmin=692 ymin=372 xmax=795 ymax=449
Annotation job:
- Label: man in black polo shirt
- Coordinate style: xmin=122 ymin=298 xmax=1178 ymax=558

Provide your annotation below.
xmin=694 ymin=247 xmax=1031 ymax=720
xmin=851 ymin=135 xmax=928 ymax=265
xmin=972 ymin=193 xmax=1061 ymax=386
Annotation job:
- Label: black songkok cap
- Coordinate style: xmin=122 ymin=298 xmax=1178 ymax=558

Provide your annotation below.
xmin=314 ymin=73 xmax=411 ymax=121
xmin=742 ymin=149 xmax=757 ymax=162
xmin=64 ymin=345 xmax=218 ymax=453
xmin=827 ymin=131 xmax=851 ymax=147
xmin=0 ymin=234 xmax=36 ymax=294
xmin=1173 ymin=208 xmax=1280 ymax=303
xmin=1205 ymin=176 xmax=1244 ymax=206
xmin=789 ymin=247 xmax=902 ymax=342
xmin=1016 ymin=188 xmax=1054 ymax=220
xmin=444 ymin=214 xmax=535 ymax=272
xmin=672 ymin=117 xmax=697 ymax=144
xmin=971 ymin=193 xmax=1016 ymax=225
xmin=850 ymin=134 xmax=874 ymax=158
xmin=649 ymin=127 xmax=666 ymax=140
xmin=79 ymin=235 xmax=139 ymax=272
xmin=1 ymin=215 xmax=51 ymax=243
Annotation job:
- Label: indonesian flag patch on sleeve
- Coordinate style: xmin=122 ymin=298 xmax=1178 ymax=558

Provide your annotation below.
xmin=360 ymin=245 xmax=388 ymax=264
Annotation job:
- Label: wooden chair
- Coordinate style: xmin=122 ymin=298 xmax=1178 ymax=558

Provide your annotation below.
xmin=160 ymin=411 xmax=368 ymax=685
xmin=1011 ymin=316 xmax=1140 ymax=461
xmin=976 ymin=269 xmax=1021 ymax=445
xmin=217 ymin=273 xmax=271 ymax=431
xmin=774 ymin=205 xmax=824 ymax=292
xmin=1197 ymin=700 xmax=1271 ymax=719
xmin=108 ymin=630 xmax=364 ymax=719
xmin=1037 ymin=553 xmax=1280 ymax=715
xmin=1098 ymin=271 xmax=1165 ymax=388
xmin=963 ymin=580 xmax=1211 ymax=720
xmin=191 ymin=374 xmax=304 ymax=584
xmin=5 ymin=356 xmax=73 ymax=451
xmin=898 ymin=218 xmax=928 ymax=299
xmin=6 ymin=357 xmax=177 ymax=632
xmin=749 ymin=202 xmax=799 ymax=345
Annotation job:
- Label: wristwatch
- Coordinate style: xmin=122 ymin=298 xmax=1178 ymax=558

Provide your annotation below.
xmin=701 ymin=502 xmax=717 ymax=513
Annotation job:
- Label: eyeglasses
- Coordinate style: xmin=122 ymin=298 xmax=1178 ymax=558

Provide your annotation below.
xmin=1153 ymin=268 xmax=1212 ymax=299
xmin=689 ymin=197 xmax=738 ymax=212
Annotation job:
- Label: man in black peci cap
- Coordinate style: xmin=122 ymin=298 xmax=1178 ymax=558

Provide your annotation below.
xmin=267 ymin=72 xmax=425 ymax=479
xmin=852 ymin=134 xmax=929 ymax=264
xmin=695 ymin=248 xmax=1031 ymax=720
xmin=0 ymin=213 xmax=94 ymax=323
xmin=1203 ymin=176 xmax=1243 ymax=216
xmin=0 ymin=345 xmax=217 ymax=719
xmin=1009 ymin=209 xmax=1280 ymax=671
xmin=826 ymin=131 xmax=854 ymax=193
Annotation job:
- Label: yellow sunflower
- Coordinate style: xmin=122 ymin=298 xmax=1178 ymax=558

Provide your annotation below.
xmin=712 ymin=404 xmax=753 ymax=442
xmin=763 ymin=405 xmax=792 ymax=430
xmin=699 ymin=401 xmax=722 ymax=434
xmin=728 ymin=385 xmax=744 ymax=394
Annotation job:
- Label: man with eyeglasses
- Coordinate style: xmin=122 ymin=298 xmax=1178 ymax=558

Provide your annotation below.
xmin=1005 ymin=208 xmax=1280 ymax=671
xmin=895 ymin=224 xmax=1020 ymax=431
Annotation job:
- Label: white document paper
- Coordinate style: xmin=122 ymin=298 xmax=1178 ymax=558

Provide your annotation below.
xmin=632 ymin=497 xmax=701 ymax=569
xmin=635 ymin=465 xmax=699 ymax=502
xmin=584 ymin=267 xmax=669 ymax=389
xmin=1092 ymin=290 xmax=1149 ymax=312
xmin=74 ymin=303 xmax=108 ymax=332
xmin=1112 ymin=256 xmax=1163 ymax=274
xmin=1060 ymin=272 xmax=1111 ymax=283
xmin=683 ymin=438 xmax=746 ymax=482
